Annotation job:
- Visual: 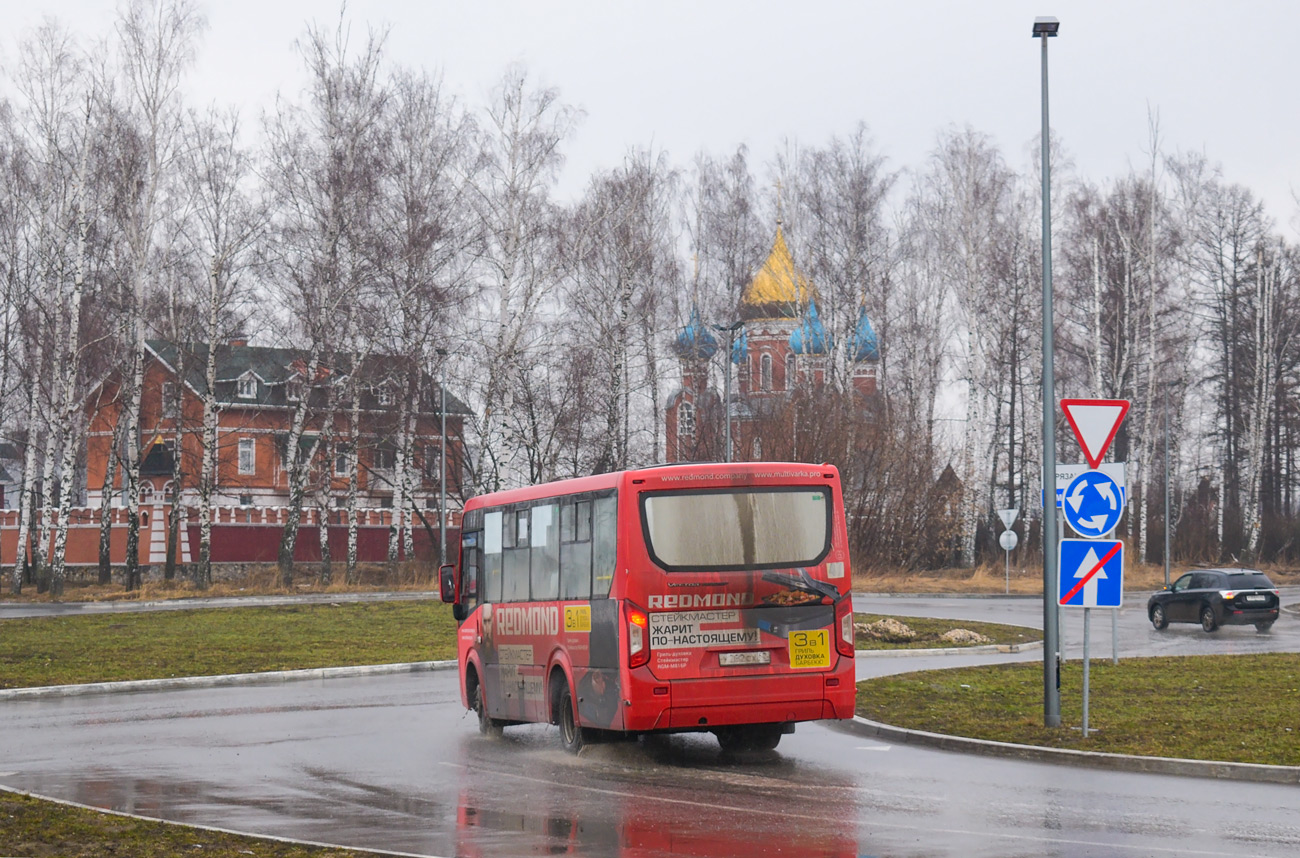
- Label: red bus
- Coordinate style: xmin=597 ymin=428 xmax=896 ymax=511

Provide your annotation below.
xmin=439 ymin=461 xmax=855 ymax=753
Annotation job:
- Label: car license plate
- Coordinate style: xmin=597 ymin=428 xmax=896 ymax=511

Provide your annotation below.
xmin=1245 ymin=594 xmax=1266 ymax=603
xmin=720 ymin=651 xmax=770 ymax=667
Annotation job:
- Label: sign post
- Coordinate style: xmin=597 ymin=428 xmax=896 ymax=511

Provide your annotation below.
xmin=1058 ymin=398 xmax=1129 ymax=740
xmin=998 ymin=508 xmax=1019 ymax=595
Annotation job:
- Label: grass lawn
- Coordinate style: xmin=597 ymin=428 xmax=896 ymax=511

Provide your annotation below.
xmin=0 ymin=601 xmax=459 ymax=689
xmin=857 ymin=653 xmax=1300 ymax=766
xmin=853 ymin=613 xmax=1036 ymax=649
xmin=0 ymin=790 xmax=387 ymax=858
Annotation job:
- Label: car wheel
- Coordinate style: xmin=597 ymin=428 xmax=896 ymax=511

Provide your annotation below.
xmin=1255 ymin=621 xmax=1274 ymax=633
xmin=556 ymin=683 xmax=585 ymax=754
xmin=473 ymin=682 xmax=503 ymax=737
xmin=1150 ymin=604 xmax=1168 ymax=630
xmin=1199 ymin=605 xmax=1219 ymax=633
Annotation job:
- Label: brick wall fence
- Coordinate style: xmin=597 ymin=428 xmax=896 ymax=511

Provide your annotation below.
xmin=0 ymin=506 xmax=461 ymax=569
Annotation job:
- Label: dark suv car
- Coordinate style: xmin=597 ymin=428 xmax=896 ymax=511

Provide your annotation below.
xmin=1148 ymin=569 xmax=1280 ymax=633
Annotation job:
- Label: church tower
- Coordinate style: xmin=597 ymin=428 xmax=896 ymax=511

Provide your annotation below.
xmin=665 ymin=305 xmax=720 ymax=462
xmin=736 ymin=226 xmax=812 ymax=398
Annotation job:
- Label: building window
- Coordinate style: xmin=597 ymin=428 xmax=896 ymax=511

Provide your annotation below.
xmin=237 ymin=374 xmax=257 ymax=399
xmin=760 ymin=353 xmax=773 ymax=391
xmin=238 ymin=493 xmax=253 ymax=506
xmin=376 ymin=385 xmax=393 ymax=407
xmin=238 ymin=438 xmax=256 ymax=475
xmin=162 ymin=382 xmax=178 ymax=419
xmin=785 ymin=353 xmax=796 ymax=390
xmin=373 ymin=443 xmax=396 ymax=471
xmin=287 ymin=376 xmax=304 ymax=403
xmin=334 ymin=444 xmax=352 ymax=476
xmin=424 ymin=444 xmax=443 ymax=484
xmin=678 ymin=401 xmax=695 ymax=437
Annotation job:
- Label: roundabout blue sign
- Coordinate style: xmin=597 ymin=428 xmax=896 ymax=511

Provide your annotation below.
xmin=1062 ymin=469 xmax=1123 ymax=538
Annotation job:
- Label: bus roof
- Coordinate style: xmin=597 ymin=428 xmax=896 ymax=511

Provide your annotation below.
xmin=462 ymin=461 xmax=840 ymax=510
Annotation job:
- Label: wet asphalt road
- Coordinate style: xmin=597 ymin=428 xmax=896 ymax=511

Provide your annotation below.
xmin=2 ymin=592 xmax=1299 ymax=857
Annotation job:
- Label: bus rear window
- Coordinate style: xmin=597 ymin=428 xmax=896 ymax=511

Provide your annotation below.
xmin=641 ymin=488 xmax=830 ymax=571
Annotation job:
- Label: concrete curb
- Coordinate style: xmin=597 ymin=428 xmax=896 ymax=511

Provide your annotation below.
xmin=0 ymin=591 xmax=439 ymax=616
xmin=0 ymin=644 xmax=1045 ymax=700
xmin=841 ymin=715 xmax=1300 ymax=785
xmin=857 ymin=640 xmax=1043 ymax=658
xmin=0 ymin=660 xmax=457 ymax=701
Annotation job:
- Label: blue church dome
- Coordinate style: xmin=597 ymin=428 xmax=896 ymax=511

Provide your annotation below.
xmin=847 ymin=305 xmax=880 ymax=362
xmin=788 ymin=300 xmax=832 ymax=356
xmin=731 ymin=328 xmax=748 ymax=365
xmin=672 ymin=305 xmax=718 ymax=361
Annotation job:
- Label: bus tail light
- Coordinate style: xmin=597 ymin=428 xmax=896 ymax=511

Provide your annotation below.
xmin=835 ymin=599 xmax=855 ymax=658
xmin=627 ymin=605 xmax=650 ymax=668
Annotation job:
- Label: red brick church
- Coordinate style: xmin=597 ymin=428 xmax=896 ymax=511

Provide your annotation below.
xmin=665 ymin=226 xmax=880 ymax=463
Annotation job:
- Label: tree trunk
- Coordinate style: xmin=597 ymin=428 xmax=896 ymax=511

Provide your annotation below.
xmin=11 ymin=381 xmax=40 ymax=595
xmin=98 ymin=412 xmax=125 ymax=585
xmin=277 ymin=347 xmax=322 ymax=585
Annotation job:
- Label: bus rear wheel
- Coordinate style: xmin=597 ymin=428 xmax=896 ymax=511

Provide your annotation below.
xmin=556 ymin=683 xmax=585 ymax=754
xmin=715 ymin=724 xmax=783 ymax=753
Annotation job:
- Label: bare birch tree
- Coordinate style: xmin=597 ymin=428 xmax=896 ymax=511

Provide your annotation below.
xmin=113 ymin=0 xmax=205 ymax=590
xmin=178 ymin=107 xmax=262 ymax=587
xmin=468 ymin=66 xmax=578 ymax=491
xmin=263 ymin=14 xmax=388 ymax=584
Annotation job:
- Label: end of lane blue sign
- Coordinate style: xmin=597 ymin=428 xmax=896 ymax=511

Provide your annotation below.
xmin=1058 ymin=539 xmax=1124 ymax=608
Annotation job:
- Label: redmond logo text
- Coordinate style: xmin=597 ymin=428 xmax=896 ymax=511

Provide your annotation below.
xmin=648 ymin=593 xmax=754 ymax=609
xmin=494 ymin=605 xmax=560 ymax=636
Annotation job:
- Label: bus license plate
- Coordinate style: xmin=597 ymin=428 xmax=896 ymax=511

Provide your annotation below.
xmin=720 ymin=651 xmax=770 ymax=667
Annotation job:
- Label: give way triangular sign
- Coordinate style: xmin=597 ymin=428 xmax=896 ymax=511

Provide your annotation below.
xmin=1060 ymin=398 xmax=1130 ymax=469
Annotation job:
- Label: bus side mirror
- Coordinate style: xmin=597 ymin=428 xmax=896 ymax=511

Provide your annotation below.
xmin=438 ymin=564 xmax=457 ymax=603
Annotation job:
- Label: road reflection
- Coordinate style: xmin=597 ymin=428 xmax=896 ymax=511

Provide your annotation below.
xmin=451 ymin=726 xmax=861 ymax=857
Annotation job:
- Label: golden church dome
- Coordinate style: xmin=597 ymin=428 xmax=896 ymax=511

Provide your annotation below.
xmin=739 ymin=227 xmax=816 ymax=320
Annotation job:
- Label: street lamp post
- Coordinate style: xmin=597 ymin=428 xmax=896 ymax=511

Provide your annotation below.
xmin=1170 ymin=384 xmax=1180 ymax=587
xmin=713 ymin=321 xmax=744 ymax=463
xmin=1034 ymin=14 xmax=1061 ymax=728
xmin=435 ymin=347 xmax=448 ymax=565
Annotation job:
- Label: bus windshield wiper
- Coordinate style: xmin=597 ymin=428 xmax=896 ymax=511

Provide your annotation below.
xmin=762 ymin=569 xmax=840 ymax=602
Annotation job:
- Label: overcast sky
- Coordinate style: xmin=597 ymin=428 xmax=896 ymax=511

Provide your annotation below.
xmin=8 ymin=1 xmax=1300 ymax=233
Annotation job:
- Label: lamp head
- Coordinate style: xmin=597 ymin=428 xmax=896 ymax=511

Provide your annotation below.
xmin=1032 ymin=16 xmax=1060 ymax=37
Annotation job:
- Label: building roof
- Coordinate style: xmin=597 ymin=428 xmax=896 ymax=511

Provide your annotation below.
xmin=739 ymin=227 xmax=817 ymax=321
xmin=788 ymin=299 xmax=832 ymax=356
xmin=672 ymin=305 xmax=719 ymax=361
xmin=847 ymin=305 xmax=881 ymax=362
xmin=146 ymin=341 xmax=473 ymax=416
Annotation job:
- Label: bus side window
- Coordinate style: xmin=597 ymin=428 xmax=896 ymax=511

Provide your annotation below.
xmin=483 ymin=510 xmax=503 ymax=603
xmin=461 ymin=544 xmax=481 ymax=612
xmin=592 ymin=494 xmax=617 ymax=597
xmin=531 ymin=504 xmax=559 ymax=601
xmin=560 ymin=501 xmax=591 ymax=600
xmin=504 ymin=507 xmax=531 ymax=602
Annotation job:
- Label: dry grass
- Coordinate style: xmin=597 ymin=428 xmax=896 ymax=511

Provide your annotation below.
xmin=1 ymin=561 xmax=439 ymax=604
xmin=853 ymin=559 xmax=1300 ymax=595
xmin=8 ymin=556 xmax=1300 ymax=604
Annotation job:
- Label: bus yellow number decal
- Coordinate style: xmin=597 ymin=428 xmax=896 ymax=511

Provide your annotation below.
xmin=788 ymin=629 xmax=830 ymax=669
xmin=564 ymin=605 xmax=592 ymax=633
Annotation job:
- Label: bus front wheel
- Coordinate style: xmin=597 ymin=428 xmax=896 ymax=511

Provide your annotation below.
xmin=472 ymin=680 xmax=503 ymax=737
xmin=556 ymin=683 xmax=585 ymax=754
